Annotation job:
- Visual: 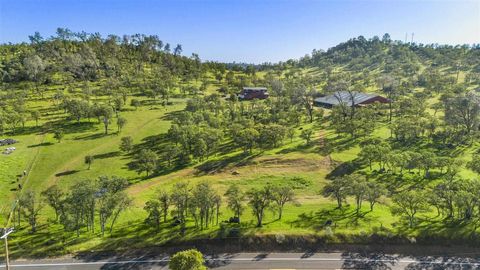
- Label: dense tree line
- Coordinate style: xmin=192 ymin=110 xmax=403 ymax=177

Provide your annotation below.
xmin=15 ymin=176 xmax=131 ymax=237
xmin=143 ymin=182 xmax=296 ymax=233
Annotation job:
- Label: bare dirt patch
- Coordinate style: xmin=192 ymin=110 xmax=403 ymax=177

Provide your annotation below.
xmin=250 ymin=155 xmax=335 ymax=171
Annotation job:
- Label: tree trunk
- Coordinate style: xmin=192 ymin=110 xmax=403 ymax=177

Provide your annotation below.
xmin=109 ymin=209 xmax=122 ymax=234
xmin=389 ymin=103 xmax=393 ymax=122
xmin=101 ymin=218 xmax=105 ymax=237
xmin=257 ymin=211 xmax=263 ymax=227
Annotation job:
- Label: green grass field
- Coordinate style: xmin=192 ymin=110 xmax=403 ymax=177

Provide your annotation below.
xmin=1 ymin=70 xmax=480 ymax=258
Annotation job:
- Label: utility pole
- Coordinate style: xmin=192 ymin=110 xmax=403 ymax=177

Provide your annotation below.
xmin=3 ymin=199 xmax=18 ymax=270
xmin=411 ymin=33 xmax=414 ymax=44
xmin=1 ymin=228 xmax=13 ymax=270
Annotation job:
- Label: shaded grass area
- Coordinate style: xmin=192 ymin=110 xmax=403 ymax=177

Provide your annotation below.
xmin=6 ymin=192 xmax=480 ymax=260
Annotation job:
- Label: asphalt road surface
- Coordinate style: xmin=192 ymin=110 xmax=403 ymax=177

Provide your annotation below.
xmin=2 ymin=252 xmax=480 ymax=269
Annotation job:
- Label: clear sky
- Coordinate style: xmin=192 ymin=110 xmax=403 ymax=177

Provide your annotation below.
xmin=1 ymin=0 xmax=479 ymax=63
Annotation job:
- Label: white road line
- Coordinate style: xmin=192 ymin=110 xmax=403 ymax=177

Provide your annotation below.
xmin=1 ymin=257 xmax=480 ymax=268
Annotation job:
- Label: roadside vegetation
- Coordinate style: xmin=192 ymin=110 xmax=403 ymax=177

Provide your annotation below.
xmin=1 ymin=29 xmax=480 ymax=257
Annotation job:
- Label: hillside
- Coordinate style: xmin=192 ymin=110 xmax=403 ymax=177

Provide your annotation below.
xmin=1 ymin=30 xmax=480 ymax=257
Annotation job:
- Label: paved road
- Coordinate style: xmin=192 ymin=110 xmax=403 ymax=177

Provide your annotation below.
xmin=2 ymin=252 xmax=480 ymax=269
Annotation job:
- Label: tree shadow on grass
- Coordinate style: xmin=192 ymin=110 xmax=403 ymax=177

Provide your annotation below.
xmin=326 ymin=159 xmax=363 ymax=179
xmin=194 ymin=152 xmax=261 ymax=176
xmin=216 ymin=141 xmax=240 ymax=156
xmin=159 ymin=110 xmax=185 ymax=122
xmin=395 ymin=217 xmax=480 ymax=245
xmin=55 ymin=170 xmax=80 ymax=177
xmin=369 ymin=171 xmax=421 ymax=194
xmin=288 ymin=206 xmax=366 ymax=232
xmin=70 ymin=220 xmax=213 ymax=261
xmin=275 ymin=141 xmax=321 ymax=155
xmin=9 ymin=219 xmax=170 ymax=259
xmin=93 ymin=151 xmax=121 ymax=160
xmin=325 ymin=133 xmax=358 ymax=153
xmin=9 ymin=225 xmax=75 ymax=259
xmin=6 ymin=126 xmax=43 ymax=136
xmin=28 ymin=142 xmax=54 ymax=148
xmin=54 ymin=121 xmax=98 ymax=135
xmin=74 ymin=132 xmax=111 ymax=141
xmin=134 ymin=134 xmax=169 ymax=152
xmin=38 ymin=106 xmax=62 ymax=115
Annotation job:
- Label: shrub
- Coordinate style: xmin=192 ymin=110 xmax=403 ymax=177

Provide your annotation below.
xmin=169 ymin=249 xmax=206 ymax=270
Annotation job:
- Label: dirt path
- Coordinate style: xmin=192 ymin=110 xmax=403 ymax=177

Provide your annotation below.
xmin=21 ymin=133 xmax=46 ymax=190
xmin=3 ymin=133 xmax=46 ymax=227
xmin=317 ymin=129 xmax=326 ymax=148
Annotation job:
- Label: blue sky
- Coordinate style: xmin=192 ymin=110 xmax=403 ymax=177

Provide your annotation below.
xmin=1 ymin=0 xmax=479 ymax=63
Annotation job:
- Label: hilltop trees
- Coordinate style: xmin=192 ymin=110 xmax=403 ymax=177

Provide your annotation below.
xmin=292 ymin=85 xmax=316 ymax=123
xmin=443 ymin=92 xmax=480 ymax=137
xmin=23 ymin=54 xmax=46 ymax=97
xmin=1 ymin=29 xmax=218 ymax=140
